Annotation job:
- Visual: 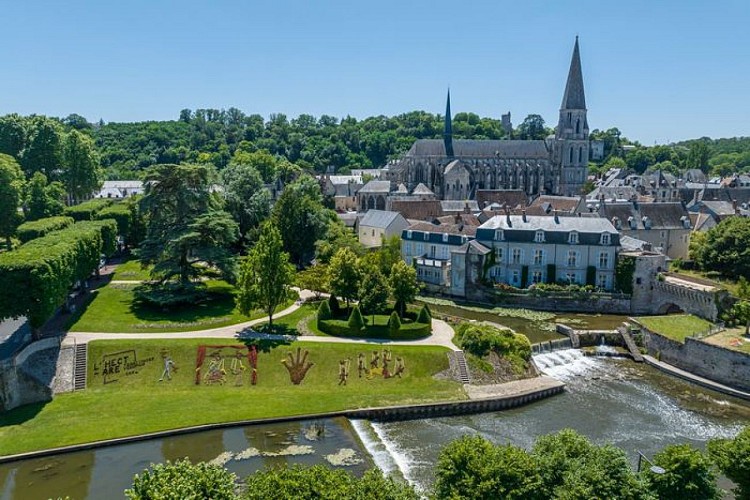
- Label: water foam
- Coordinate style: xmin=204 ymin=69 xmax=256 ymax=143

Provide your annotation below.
xmin=350 ymin=419 xmax=402 ymax=478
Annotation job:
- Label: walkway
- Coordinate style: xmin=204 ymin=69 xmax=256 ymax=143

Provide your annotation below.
xmin=64 ymin=288 xmax=459 ymax=351
xmin=642 ymin=355 xmax=750 ymax=401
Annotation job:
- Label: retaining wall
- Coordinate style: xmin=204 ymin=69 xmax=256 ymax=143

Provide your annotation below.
xmin=636 ymin=322 xmax=750 ymax=393
xmin=484 ymin=293 xmax=632 ymax=314
xmin=0 ymin=338 xmax=59 ymax=413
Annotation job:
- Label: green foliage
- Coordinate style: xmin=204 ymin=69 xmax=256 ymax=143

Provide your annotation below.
xmin=737 ymin=276 xmax=750 ymax=300
xmin=16 ymin=216 xmax=74 ymax=243
xmin=347 ymin=305 xmax=365 ymax=331
xmin=434 ymin=435 xmax=541 ymax=500
xmin=616 ymin=255 xmax=636 ymax=294
xmin=236 ymin=223 xmax=294 ymax=327
xmin=95 ymin=203 xmax=132 ymax=245
xmin=295 ymin=265 xmax=329 ymax=298
xmin=125 ymin=459 xmax=237 ymax=500
xmin=697 ymin=217 xmax=750 ymax=278
xmin=78 ymin=219 xmax=118 ymax=257
xmin=515 ymin=114 xmax=549 ymax=140
xmin=361 ymin=235 xmax=403 ymax=277
xmin=455 ymin=323 xmax=531 ymax=373
xmin=645 ymin=444 xmax=720 ymax=500
xmin=64 ymin=198 xmax=114 ymax=221
xmin=133 ymin=282 xmax=211 ymax=309
xmin=220 ymin=162 xmax=270 ymax=244
xmin=389 ymin=311 xmax=402 ymax=335
xmin=272 ymin=175 xmax=328 ymax=265
xmin=0 ymin=114 xmax=28 ymax=158
xmin=708 ymin=425 xmax=750 ymax=499
xmin=417 ymin=304 xmax=432 ymax=324
xmin=139 ymin=163 xmax=238 ymax=285
xmin=243 ymin=465 xmax=418 ymax=500
xmin=0 ymin=221 xmax=111 ymax=329
xmin=328 ymin=294 xmax=341 ymax=317
xmin=0 ymin=153 xmax=25 ymax=249
xmin=316 ymin=299 xmax=332 ymax=321
xmin=62 ymin=129 xmax=103 ymax=204
xmin=359 ymin=267 xmax=390 ymax=318
xmin=327 ymin=247 xmax=362 ymax=306
xmin=22 ymin=116 xmax=64 ymax=180
xmin=24 ymin=172 xmax=65 ymax=221
xmin=389 ymin=260 xmax=419 ymax=317
xmin=315 ymin=217 xmax=364 ymax=264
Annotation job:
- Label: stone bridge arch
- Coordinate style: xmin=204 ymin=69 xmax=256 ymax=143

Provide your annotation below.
xmin=652 ymin=274 xmax=727 ymax=321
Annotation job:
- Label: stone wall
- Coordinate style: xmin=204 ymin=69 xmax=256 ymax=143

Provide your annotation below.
xmin=483 ymin=293 xmax=632 ymax=314
xmin=639 ymin=325 xmax=750 ymax=392
xmin=0 ymin=338 xmax=59 ymax=413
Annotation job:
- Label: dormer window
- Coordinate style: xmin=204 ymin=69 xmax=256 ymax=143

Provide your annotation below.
xmin=495 ymin=229 xmax=504 ymax=241
xmin=535 ymin=230 xmax=545 ymax=243
xmin=424 ymin=232 xmax=430 ymax=241
xmin=642 ymin=216 xmax=652 ymax=230
xmin=442 ymin=233 xmax=449 ymax=243
xmin=406 ymin=230 xmax=412 ymax=239
xmin=601 ymin=233 xmax=611 ymax=245
xmin=628 ymin=216 xmax=636 ymax=230
xmin=569 ymin=231 xmax=579 ymax=244
xmin=680 ymin=216 xmax=691 ymax=229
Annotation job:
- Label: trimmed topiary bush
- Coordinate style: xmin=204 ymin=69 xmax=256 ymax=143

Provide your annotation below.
xmin=16 ymin=216 xmax=74 ymax=243
xmin=328 ymin=294 xmax=341 ymax=317
xmin=64 ymin=198 xmax=114 ymax=221
xmin=348 ymin=305 xmax=365 ymax=331
xmin=317 ymin=299 xmax=332 ymax=321
xmin=389 ymin=311 xmax=401 ymax=335
xmin=417 ymin=304 xmax=432 ymax=324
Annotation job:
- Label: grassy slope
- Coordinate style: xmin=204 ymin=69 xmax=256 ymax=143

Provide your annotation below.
xmin=636 ymin=314 xmax=712 ymax=343
xmin=111 ymin=258 xmax=153 ymax=281
xmin=67 ymin=281 xmax=295 ymax=333
xmin=0 ymin=339 xmax=461 ymax=456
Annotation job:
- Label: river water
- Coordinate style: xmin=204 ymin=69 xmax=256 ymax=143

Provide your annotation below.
xmin=1 ymin=352 xmax=748 ymax=499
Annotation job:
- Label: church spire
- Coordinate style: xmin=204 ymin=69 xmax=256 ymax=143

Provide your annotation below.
xmin=444 ymin=88 xmax=454 ymax=158
xmin=561 ymin=36 xmax=586 ymax=110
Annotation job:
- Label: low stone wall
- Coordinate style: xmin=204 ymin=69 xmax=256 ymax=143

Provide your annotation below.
xmin=481 ymin=293 xmax=632 ymax=315
xmin=635 ymin=321 xmax=750 ymax=393
xmin=0 ymin=338 xmax=59 ymax=413
xmin=555 ymin=324 xmax=625 ymax=348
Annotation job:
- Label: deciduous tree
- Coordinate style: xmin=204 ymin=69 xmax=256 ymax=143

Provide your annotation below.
xmin=645 ymin=444 xmax=720 ymax=500
xmin=708 ymin=425 xmax=750 ymax=500
xmin=22 ymin=117 xmax=64 ymax=179
xmin=389 ymin=260 xmax=419 ymax=317
xmin=62 ymin=130 xmax=103 ymax=204
xmin=0 ymin=154 xmax=25 ymax=250
xmin=23 ymin=172 xmax=65 ymax=221
xmin=327 ymin=248 xmax=362 ymax=308
xmin=697 ymin=217 xmax=750 ymax=278
xmin=125 ymin=459 xmax=236 ymax=500
xmin=359 ymin=267 xmax=389 ymax=322
xmin=273 ymin=175 xmax=328 ymax=266
xmin=236 ymin=223 xmax=294 ymax=328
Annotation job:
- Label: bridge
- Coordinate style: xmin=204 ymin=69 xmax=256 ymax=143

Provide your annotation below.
xmin=651 ymin=273 xmax=730 ymax=321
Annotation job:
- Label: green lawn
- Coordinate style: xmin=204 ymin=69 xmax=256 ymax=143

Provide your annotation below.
xmin=111 ymin=258 xmax=153 ymax=281
xmin=0 ymin=339 xmax=462 ymax=456
xmin=674 ymin=269 xmax=736 ymax=296
xmin=635 ymin=314 xmax=713 ymax=343
xmin=67 ymin=281 xmax=296 ymax=333
xmin=254 ymin=302 xmax=320 ymax=335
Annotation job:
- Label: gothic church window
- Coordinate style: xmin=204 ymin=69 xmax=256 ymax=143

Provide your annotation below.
xmin=569 ymin=148 xmax=574 ymax=164
xmin=578 ymin=147 xmax=583 ymax=163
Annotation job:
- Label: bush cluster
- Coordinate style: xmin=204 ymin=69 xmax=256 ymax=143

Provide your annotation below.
xmin=16 ymin=216 xmax=74 ymax=243
xmin=455 ymin=323 xmax=532 ymax=373
xmin=64 ymin=198 xmax=115 ymax=221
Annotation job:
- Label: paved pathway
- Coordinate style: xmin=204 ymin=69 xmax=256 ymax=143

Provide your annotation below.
xmin=64 ymin=288 xmax=459 ymax=351
xmin=464 ymin=376 xmax=564 ymax=400
xmin=642 ymin=355 xmax=750 ymax=401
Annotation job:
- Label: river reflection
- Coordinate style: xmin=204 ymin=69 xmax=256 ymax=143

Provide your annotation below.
xmin=0 ymin=417 xmax=371 ymax=500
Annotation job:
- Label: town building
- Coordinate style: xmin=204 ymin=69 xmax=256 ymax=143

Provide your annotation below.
xmin=358 ymin=210 xmax=409 ymax=248
xmin=93 ymin=180 xmax=143 ymax=199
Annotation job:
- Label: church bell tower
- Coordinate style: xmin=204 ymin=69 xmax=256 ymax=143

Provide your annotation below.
xmin=555 ymin=37 xmax=589 ymax=196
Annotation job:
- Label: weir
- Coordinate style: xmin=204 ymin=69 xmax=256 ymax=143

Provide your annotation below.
xmin=531 ymin=337 xmax=573 ymax=354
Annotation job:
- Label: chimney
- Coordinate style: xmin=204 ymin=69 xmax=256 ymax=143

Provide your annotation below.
xmin=522 ymin=209 xmax=527 ymax=223
xmin=553 ymin=209 xmax=560 ymax=224
xmin=455 ymin=213 xmax=461 ymax=224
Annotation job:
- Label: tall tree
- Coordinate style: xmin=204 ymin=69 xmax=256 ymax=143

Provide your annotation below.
xmin=697 ymin=217 xmax=750 ymax=277
xmin=645 ymin=444 xmax=720 ymax=500
xmin=359 ymin=266 xmax=390 ymax=323
xmin=0 ymin=114 xmax=28 ymax=158
xmin=22 ymin=117 xmax=64 ymax=179
xmin=516 ymin=114 xmax=547 ymax=140
xmin=687 ymin=141 xmax=711 ymax=174
xmin=139 ymin=163 xmax=238 ymax=285
xmin=327 ymin=247 xmax=362 ymax=308
xmin=389 ymin=260 xmax=419 ymax=317
xmin=23 ymin=172 xmax=65 ymax=221
xmin=272 ymin=175 xmax=328 ymax=265
xmin=315 ymin=217 xmax=364 ymax=264
xmin=0 ymin=154 xmax=25 ymax=250
xmin=708 ymin=425 xmax=750 ymax=500
xmin=231 ymin=148 xmax=278 ymax=183
xmin=63 ymin=130 xmax=103 ymax=204
xmin=220 ymin=162 xmax=270 ymax=244
xmin=236 ymin=223 xmax=294 ymax=328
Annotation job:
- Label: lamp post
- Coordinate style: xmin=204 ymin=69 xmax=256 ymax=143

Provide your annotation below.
xmin=637 ymin=451 xmax=666 ymax=475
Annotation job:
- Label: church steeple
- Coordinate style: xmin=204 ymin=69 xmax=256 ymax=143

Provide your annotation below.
xmin=444 ymin=89 xmax=454 ymax=158
xmin=561 ymin=36 xmax=586 ymax=110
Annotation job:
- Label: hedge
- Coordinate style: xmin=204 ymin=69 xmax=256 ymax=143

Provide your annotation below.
xmin=64 ymin=198 xmax=115 ymax=221
xmin=77 ymin=219 xmax=118 ymax=257
xmin=317 ymin=318 xmax=430 ymax=340
xmin=95 ymin=203 xmax=131 ymax=241
xmin=0 ymin=220 xmax=115 ymax=329
xmin=16 ymin=216 xmax=74 ymax=243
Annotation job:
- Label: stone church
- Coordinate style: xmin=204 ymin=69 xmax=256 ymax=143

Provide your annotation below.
xmin=385 ymin=38 xmax=590 ymax=199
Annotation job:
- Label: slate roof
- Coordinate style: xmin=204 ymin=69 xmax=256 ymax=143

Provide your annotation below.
xmin=600 ymin=202 xmax=689 ymax=230
xmin=440 ymin=200 xmax=480 ymax=213
xmin=405 ymin=139 xmax=549 ymax=158
xmin=395 ymin=183 xmax=409 ymax=194
xmin=388 ymin=200 xmax=443 ymax=221
xmin=476 ymin=189 xmax=528 ymax=209
xmin=402 ymin=221 xmax=477 ymax=246
xmin=587 ymin=185 xmax=638 ymax=202
xmin=452 ymin=240 xmax=492 ymax=256
xmin=477 ymin=214 xmax=619 ymax=246
xmin=620 ymin=235 xmax=654 ymax=252
xmin=358 ymin=180 xmax=391 ymax=193
xmin=561 ymin=37 xmax=586 ymax=110
xmin=360 ymin=210 xmax=406 ymax=229
xmin=327 ymin=175 xmax=363 ymax=185
xmin=412 ymin=183 xmax=435 ymax=195
xmin=527 ymin=195 xmax=581 ymax=215
xmin=435 ymin=214 xmax=481 ymax=227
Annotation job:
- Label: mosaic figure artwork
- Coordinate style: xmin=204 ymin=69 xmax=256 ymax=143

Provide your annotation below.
xmin=281 ymin=347 xmax=314 ymax=385
xmin=158 ymin=349 xmax=177 ymax=382
xmin=359 ymin=349 xmax=405 ymax=380
xmin=338 ymin=359 xmax=350 ymax=386
xmin=93 ymin=349 xmax=155 ymax=385
xmin=195 ymin=345 xmax=258 ymax=386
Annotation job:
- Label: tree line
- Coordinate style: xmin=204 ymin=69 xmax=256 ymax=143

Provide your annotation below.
xmin=124 ymin=426 xmax=750 ymax=500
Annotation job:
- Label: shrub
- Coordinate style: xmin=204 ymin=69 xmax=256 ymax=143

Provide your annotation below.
xmin=317 ymin=299 xmax=332 ymax=321
xmin=455 ymin=323 xmax=531 ymax=374
xmin=64 ymin=198 xmax=114 ymax=221
xmin=125 ymin=459 xmax=237 ymax=500
xmin=328 ymin=294 xmax=341 ymax=317
xmin=417 ymin=304 xmax=432 ymax=324
xmin=16 ymin=216 xmax=74 ymax=243
xmin=389 ymin=311 xmax=401 ymax=335
xmin=133 ymin=282 xmax=211 ymax=309
xmin=348 ymin=305 xmax=365 ymax=330
xmin=95 ymin=203 xmax=132 ymax=243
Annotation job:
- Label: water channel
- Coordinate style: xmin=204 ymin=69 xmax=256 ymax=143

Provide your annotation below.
xmin=1 ymin=351 xmax=748 ymax=499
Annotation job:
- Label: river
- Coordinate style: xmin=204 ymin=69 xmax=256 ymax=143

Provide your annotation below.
xmin=1 ymin=352 xmax=748 ymax=499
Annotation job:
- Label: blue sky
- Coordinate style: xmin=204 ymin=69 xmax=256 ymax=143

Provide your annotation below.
xmin=1 ymin=0 xmax=748 ymax=144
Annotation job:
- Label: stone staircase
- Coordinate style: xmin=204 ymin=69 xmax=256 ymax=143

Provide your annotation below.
xmin=619 ymin=329 xmax=643 ymax=363
xmin=454 ymin=350 xmax=472 ymax=384
xmin=73 ymin=343 xmax=88 ymax=390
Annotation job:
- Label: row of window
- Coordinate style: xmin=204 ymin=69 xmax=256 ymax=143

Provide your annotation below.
xmin=405 ymin=231 xmax=468 ymax=244
xmin=493 ymin=230 xmax=611 ymax=246
xmin=490 ymin=267 xmax=610 ymax=288
xmin=493 ymin=247 xmax=611 ymax=268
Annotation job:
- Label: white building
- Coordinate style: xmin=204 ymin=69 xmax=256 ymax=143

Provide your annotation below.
xmin=358 ymin=210 xmax=409 ymax=248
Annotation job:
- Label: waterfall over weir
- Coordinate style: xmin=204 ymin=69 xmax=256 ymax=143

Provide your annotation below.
xmin=532 ymin=348 xmax=600 ymax=379
xmin=531 ymin=337 xmax=573 ymax=354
